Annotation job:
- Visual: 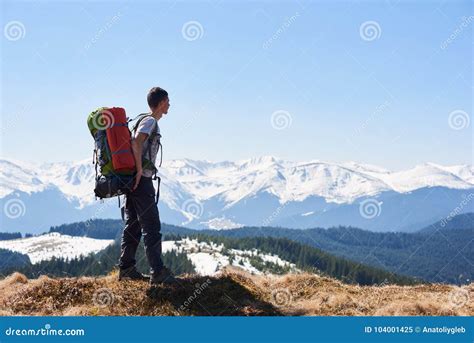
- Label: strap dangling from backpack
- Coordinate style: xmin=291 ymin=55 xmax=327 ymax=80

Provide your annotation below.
xmin=119 ymin=195 xmax=126 ymax=221
xmin=93 ymin=144 xmax=99 ymax=181
xmin=155 ymin=176 xmax=161 ymax=204
xmin=158 ymin=142 xmax=163 ymax=168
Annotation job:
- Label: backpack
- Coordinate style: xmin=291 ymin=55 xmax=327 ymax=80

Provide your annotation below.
xmin=87 ymin=107 xmax=135 ymax=199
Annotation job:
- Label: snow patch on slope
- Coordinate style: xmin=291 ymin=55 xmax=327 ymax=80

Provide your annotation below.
xmin=0 ymin=232 xmax=114 ymax=264
xmin=162 ymin=238 xmax=298 ymax=276
xmin=199 ymin=217 xmax=244 ymax=230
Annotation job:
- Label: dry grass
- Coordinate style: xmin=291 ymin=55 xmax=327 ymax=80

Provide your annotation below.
xmin=0 ymin=267 xmax=472 ymax=316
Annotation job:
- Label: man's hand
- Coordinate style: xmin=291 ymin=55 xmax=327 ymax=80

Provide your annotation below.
xmin=133 ymin=169 xmax=143 ymax=191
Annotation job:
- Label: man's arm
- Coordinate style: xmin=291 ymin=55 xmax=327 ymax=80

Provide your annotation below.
xmin=131 ymin=132 xmax=148 ymax=190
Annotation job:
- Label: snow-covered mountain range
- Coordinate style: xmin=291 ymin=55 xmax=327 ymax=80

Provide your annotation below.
xmin=1 ymin=157 xmax=473 ymax=233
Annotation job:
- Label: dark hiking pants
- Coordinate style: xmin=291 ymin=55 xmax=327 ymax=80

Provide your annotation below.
xmin=119 ymin=176 xmax=164 ymax=275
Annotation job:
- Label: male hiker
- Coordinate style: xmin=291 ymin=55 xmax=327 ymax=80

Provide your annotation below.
xmin=118 ymin=86 xmax=177 ymax=285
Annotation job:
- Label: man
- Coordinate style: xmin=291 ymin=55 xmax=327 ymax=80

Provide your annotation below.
xmin=118 ymin=86 xmax=177 ymax=285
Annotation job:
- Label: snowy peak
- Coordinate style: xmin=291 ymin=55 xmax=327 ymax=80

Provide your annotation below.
xmin=380 ymin=163 xmax=473 ymax=193
xmin=0 ymin=159 xmax=47 ymax=197
xmin=341 ymin=161 xmax=391 ymax=174
xmin=424 ymin=163 xmax=474 ymax=185
xmin=236 ymin=155 xmax=283 ymax=170
xmin=282 ymin=162 xmax=392 ymax=202
xmin=0 ymin=156 xmax=473 ymax=232
xmin=0 ymin=157 xmax=472 ymax=209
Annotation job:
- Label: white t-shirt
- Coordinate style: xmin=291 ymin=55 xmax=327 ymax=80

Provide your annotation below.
xmin=134 ymin=116 xmax=161 ymax=177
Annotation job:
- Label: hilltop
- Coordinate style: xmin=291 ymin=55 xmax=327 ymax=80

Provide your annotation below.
xmin=1 ymin=267 xmax=472 ymax=316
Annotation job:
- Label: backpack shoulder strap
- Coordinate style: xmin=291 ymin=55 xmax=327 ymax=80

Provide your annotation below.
xmin=130 ymin=113 xmax=152 ymax=133
xmin=145 ymin=120 xmax=160 ymax=172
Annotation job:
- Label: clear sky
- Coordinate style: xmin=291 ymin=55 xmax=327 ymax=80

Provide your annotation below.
xmin=1 ymin=0 xmax=472 ymax=170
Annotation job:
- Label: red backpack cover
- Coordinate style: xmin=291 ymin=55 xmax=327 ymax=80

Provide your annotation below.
xmin=104 ymin=107 xmax=136 ymax=173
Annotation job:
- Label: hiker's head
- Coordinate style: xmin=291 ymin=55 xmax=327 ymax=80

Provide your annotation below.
xmin=147 ymin=87 xmax=170 ymax=118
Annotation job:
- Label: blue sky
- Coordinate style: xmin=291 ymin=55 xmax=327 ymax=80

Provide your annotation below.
xmin=1 ymin=0 xmax=472 ymax=170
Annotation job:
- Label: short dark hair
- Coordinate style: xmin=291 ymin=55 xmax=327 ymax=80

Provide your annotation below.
xmin=147 ymin=87 xmax=168 ymax=109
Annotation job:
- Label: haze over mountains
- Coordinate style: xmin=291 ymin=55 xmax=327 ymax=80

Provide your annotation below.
xmin=1 ymin=157 xmax=473 ymax=233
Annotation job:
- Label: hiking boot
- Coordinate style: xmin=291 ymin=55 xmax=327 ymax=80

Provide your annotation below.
xmin=150 ymin=267 xmax=179 ymax=285
xmin=119 ymin=266 xmax=149 ymax=281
